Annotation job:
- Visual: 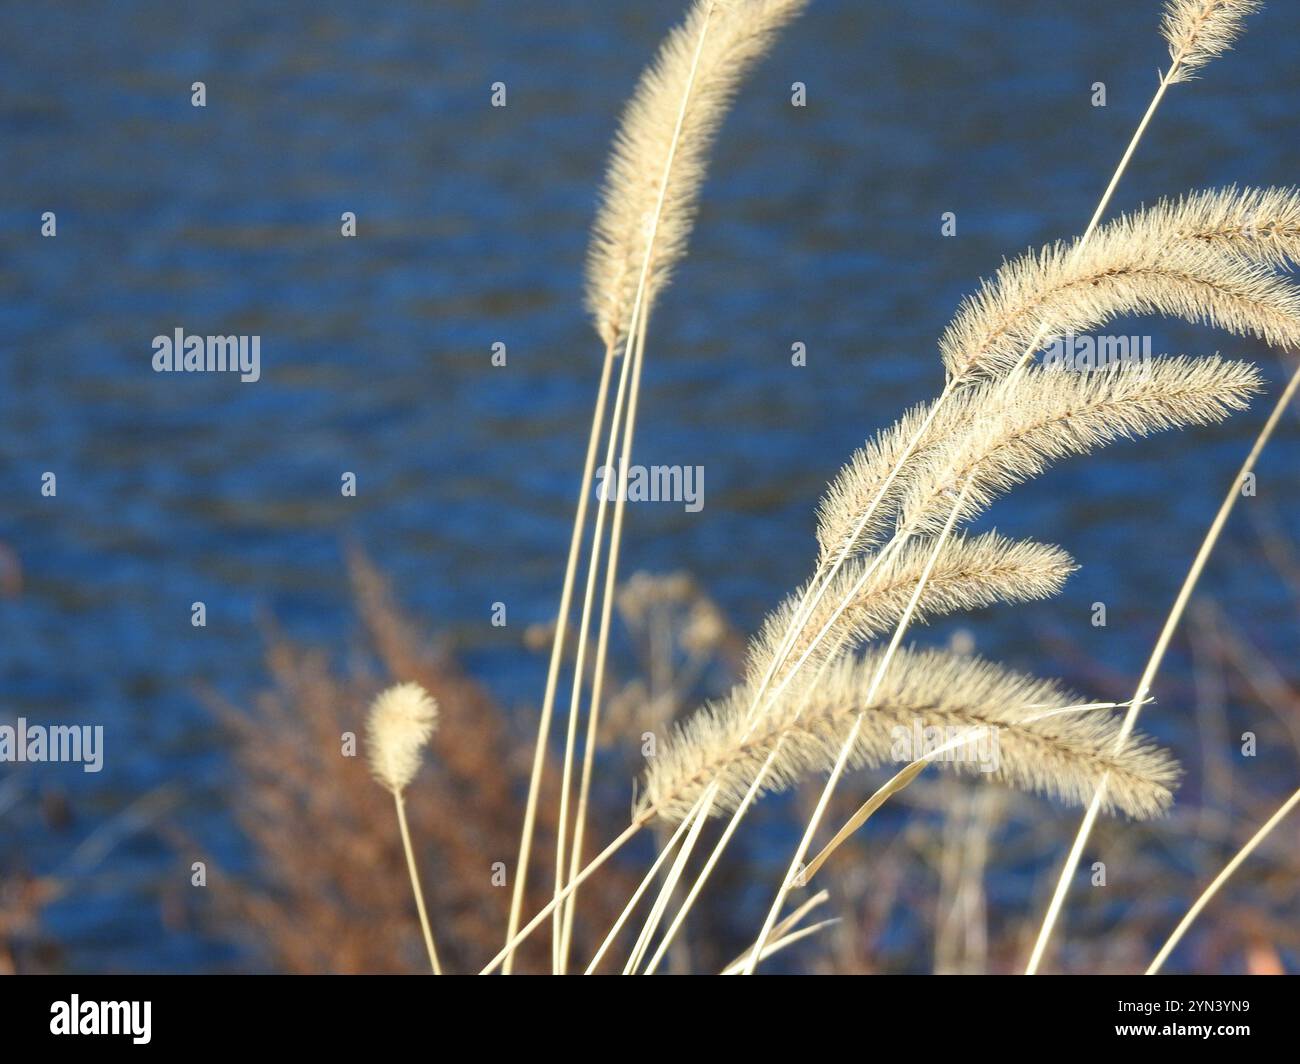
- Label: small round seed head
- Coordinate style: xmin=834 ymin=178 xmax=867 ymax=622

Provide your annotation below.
xmin=366 ymin=682 xmax=439 ymax=794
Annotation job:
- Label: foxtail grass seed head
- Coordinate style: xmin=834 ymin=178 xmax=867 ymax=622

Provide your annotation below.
xmin=643 ymin=649 xmax=1180 ymax=825
xmin=900 ymin=357 xmax=1262 ymax=538
xmin=1161 ymin=0 xmax=1262 ymax=83
xmin=748 ymin=533 xmax=1075 ymax=688
xmin=585 ymin=0 xmax=810 ymax=352
xmin=1163 ymin=185 xmax=1300 ymax=269
xmin=814 ymin=396 xmax=976 ymax=564
xmin=939 ymin=203 xmax=1300 ymax=380
xmin=367 ymin=682 xmax=440 ymax=794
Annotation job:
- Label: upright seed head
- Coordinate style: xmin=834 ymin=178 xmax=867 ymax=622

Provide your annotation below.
xmin=1161 ymin=0 xmax=1262 ymax=83
xmin=366 ymin=682 xmax=440 ymax=795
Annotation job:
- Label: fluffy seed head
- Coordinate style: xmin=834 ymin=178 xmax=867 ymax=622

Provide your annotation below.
xmin=366 ymin=682 xmax=440 ymax=794
xmin=939 ymin=203 xmax=1300 ymax=380
xmin=1162 ymin=185 xmax=1300 ymax=269
xmin=748 ymin=533 xmax=1075 ymax=688
xmin=1161 ymin=0 xmax=1261 ymax=83
xmin=900 ymin=357 xmax=1262 ymax=538
xmin=814 ymin=396 xmax=971 ymax=564
xmin=642 ymin=648 xmax=1180 ymax=824
xmin=585 ymin=0 xmax=810 ymax=352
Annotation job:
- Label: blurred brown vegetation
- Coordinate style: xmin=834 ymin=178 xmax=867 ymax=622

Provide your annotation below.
xmin=196 ymin=551 xmax=639 ymax=973
xmin=3 ymin=538 xmax=1297 ymax=974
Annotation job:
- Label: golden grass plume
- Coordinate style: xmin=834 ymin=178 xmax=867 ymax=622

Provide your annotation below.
xmin=643 ymin=647 xmax=1180 ymax=824
xmin=1162 ymin=0 xmax=1262 ymax=83
xmin=815 ymin=356 xmax=1259 ymax=563
xmin=585 ymin=0 xmax=809 ymax=351
xmin=939 ymin=203 xmax=1300 ymax=380
xmin=814 ymin=395 xmax=972 ymax=564
xmin=366 ymin=682 xmax=440 ymax=794
xmin=1165 ymin=185 xmax=1300 ymax=268
xmin=901 ymin=357 xmax=1262 ymax=537
xmin=750 ymin=533 xmax=1075 ymax=686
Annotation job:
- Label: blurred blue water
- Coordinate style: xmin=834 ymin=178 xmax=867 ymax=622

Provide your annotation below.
xmin=1 ymin=0 xmax=1297 ymax=971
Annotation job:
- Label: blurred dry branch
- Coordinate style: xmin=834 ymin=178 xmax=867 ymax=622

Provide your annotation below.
xmin=195 ymin=552 xmax=732 ymax=973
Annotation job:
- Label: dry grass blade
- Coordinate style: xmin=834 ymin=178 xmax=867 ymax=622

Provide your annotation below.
xmin=719 ymin=889 xmax=832 ymax=973
xmin=801 ymin=759 xmax=930 ymax=883
xmin=901 ymin=357 xmax=1262 ymax=538
xmin=748 ymin=533 xmax=1075 ymax=687
xmin=939 ymin=211 xmax=1300 ymax=380
xmin=642 ymin=648 xmax=1180 ymax=826
xmin=720 ymin=919 xmax=840 ymax=974
xmin=585 ymin=0 xmax=811 ymax=351
xmin=1161 ymin=0 xmax=1262 ymax=83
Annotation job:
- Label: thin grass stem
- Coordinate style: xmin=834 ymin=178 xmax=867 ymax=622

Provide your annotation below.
xmin=1146 ymin=785 xmax=1300 ymax=974
xmin=562 ymin=308 xmax=652 ymax=966
xmin=481 ymin=814 xmax=651 ymax=975
xmin=394 ymin=793 xmax=441 ymax=975
xmin=550 ymin=1 xmax=718 ymax=973
xmin=500 ymin=340 xmax=616 ymax=975
xmin=743 ymin=482 xmax=972 ymax=972
xmin=584 ymin=797 xmax=702 ymax=974
xmin=624 ymin=783 xmax=714 ymax=973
